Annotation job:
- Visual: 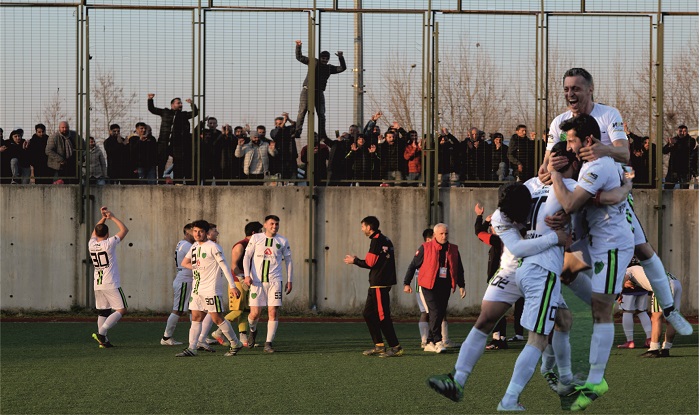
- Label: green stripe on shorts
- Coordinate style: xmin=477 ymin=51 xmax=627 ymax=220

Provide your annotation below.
xmin=535 ymin=272 xmax=556 ymax=334
xmin=606 ymin=249 xmax=618 ymax=294
xmin=118 ymin=287 xmax=128 ymax=308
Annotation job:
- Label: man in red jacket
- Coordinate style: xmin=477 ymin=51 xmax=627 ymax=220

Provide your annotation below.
xmin=404 ymin=223 xmax=466 ymax=353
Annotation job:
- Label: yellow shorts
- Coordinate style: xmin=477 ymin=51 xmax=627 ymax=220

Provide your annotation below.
xmin=228 ymin=280 xmax=249 ymax=311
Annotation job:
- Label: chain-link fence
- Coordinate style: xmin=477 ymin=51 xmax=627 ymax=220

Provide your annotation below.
xmin=1 ymin=1 xmax=697 ymax=188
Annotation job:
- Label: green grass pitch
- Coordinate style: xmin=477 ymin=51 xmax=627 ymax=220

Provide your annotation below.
xmin=1 ymin=292 xmax=697 ymax=413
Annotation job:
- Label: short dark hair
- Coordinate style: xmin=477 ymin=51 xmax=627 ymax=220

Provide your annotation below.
xmin=35 ymin=123 xmax=46 ymax=131
xmin=498 ymin=182 xmax=531 ymax=225
xmin=208 ymin=223 xmax=217 ymax=229
xmin=361 ymin=216 xmax=380 ymax=231
xmin=109 ymin=124 xmax=120 ymax=130
xmin=551 ymin=141 xmax=577 ymax=173
xmin=234 ymin=125 xmax=243 ymax=131
xmin=257 ymin=125 xmax=266 ymax=131
xmin=171 ymin=97 xmax=181 ymax=105
xmin=275 ymin=116 xmax=284 ymax=121
xmin=562 ymin=68 xmax=593 ymax=87
xmin=245 ymin=221 xmax=263 ymax=236
xmin=136 ymin=122 xmax=147 ymax=129
xmin=183 ymin=223 xmax=193 ymax=234
xmin=422 ymin=228 xmax=434 ymax=240
xmin=679 ymin=124 xmax=688 ymax=130
xmin=208 ymin=117 xmax=217 ymax=122
xmin=516 ymin=124 xmax=527 ymax=131
xmin=320 ymin=51 xmax=331 ymax=58
xmin=265 ymin=215 xmax=280 ymax=223
xmin=95 ymin=223 xmax=109 ymax=237
xmin=191 ymin=219 xmax=210 ymax=233
xmin=559 ymin=114 xmax=601 ymax=142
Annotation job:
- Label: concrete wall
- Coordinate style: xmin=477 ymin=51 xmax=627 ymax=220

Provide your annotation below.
xmin=1 ymin=185 xmax=697 ymax=314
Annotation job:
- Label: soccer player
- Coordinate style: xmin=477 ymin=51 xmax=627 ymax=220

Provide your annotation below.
xmin=542 ymin=68 xmax=691 ymax=337
xmin=161 ymin=223 xmax=194 ymax=346
xmin=625 ymin=262 xmax=683 ymax=358
xmin=344 ymin=216 xmax=403 ymax=358
xmin=197 ymin=223 xmax=225 ymax=350
xmin=210 ymin=221 xmax=263 ymax=347
xmin=176 ymin=220 xmax=243 ymax=357
xmin=89 ymin=207 xmax=129 ymax=348
xmin=243 ymin=215 xmax=293 ymax=353
xmin=496 ymin=142 xmax=580 ymax=411
xmin=547 ymin=114 xmax=635 ymax=410
xmin=427 ymin=182 xmax=568 ymax=403
xmin=616 ymin=259 xmax=652 ymax=349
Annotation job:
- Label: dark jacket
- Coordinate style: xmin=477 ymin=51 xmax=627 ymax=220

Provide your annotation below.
xmin=296 ymin=45 xmax=347 ymax=91
xmin=147 ymin=99 xmax=199 ymax=149
xmin=353 ymin=230 xmax=397 ymax=287
xmin=104 ymin=134 xmax=132 ymax=181
xmin=437 ymin=133 xmax=460 ymax=174
xmin=129 ymin=134 xmax=159 ymax=169
xmin=507 ymin=135 xmax=537 ymax=180
xmin=346 ymin=144 xmax=378 ymax=181
xmin=323 ymin=136 xmax=354 ymax=182
xmin=270 ymin=125 xmax=299 ymax=177
xmin=212 ymin=132 xmax=238 ymax=180
xmin=377 ymin=139 xmax=408 ymax=177
xmin=300 ymin=142 xmax=330 ymax=182
xmin=491 ymin=143 xmax=509 ymax=178
xmin=475 ymin=214 xmax=502 ymax=280
xmin=6 ymin=138 xmax=31 ymax=168
xmin=663 ymin=134 xmax=695 ymax=175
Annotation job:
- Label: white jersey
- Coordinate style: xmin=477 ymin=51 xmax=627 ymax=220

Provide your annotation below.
xmin=174 ymin=239 xmax=193 ymax=283
xmin=189 ymin=240 xmax=234 ymax=296
xmin=547 ymin=103 xmax=627 ymax=151
xmin=576 ymin=157 xmax=634 ymax=250
xmin=89 ymin=235 xmax=122 ymax=291
xmin=490 ymin=210 xmax=522 ymax=276
xmin=522 ymin=177 xmax=577 ymax=274
xmin=243 ymin=233 xmax=293 ymax=284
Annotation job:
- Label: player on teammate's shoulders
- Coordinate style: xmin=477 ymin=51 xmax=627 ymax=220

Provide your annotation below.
xmin=243 ymin=215 xmax=293 ymax=353
xmin=616 ymin=257 xmax=652 ymax=350
xmin=176 ymin=220 xmax=243 ymax=357
xmin=542 ymin=68 xmax=691 ymax=340
xmin=161 ymin=222 xmax=194 ymax=346
xmin=89 ymin=207 xmax=129 ymax=349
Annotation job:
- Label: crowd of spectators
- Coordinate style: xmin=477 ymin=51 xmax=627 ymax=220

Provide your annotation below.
xmin=1 ymin=109 xmax=698 ymax=189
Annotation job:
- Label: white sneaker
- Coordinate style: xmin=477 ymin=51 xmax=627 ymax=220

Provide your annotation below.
xmin=665 ymin=309 xmax=693 ymax=336
xmin=160 ymin=338 xmax=183 ymax=346
xmin=442 ymin=339 xmax=458 ymax=348
xmin=211 ymin=331 xmax=229 ymax=346
xmin=424 ymin=342 xmax=437 ymax=352
xmin=497 ymin=401 xmax=525 ymax=411
xmin=197 ymin=342 xmax=216 ymax=352
xmin=434 ymin=341 xmax=446 ymax=354
xmin=205 ymin=337 xmax=219 ymax=345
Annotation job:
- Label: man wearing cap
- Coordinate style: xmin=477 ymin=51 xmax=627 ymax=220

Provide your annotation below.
xmin=294 ymin=39 xmax=346 ymax=140
xmin=234 ymin=128 xmax=277 ymax=185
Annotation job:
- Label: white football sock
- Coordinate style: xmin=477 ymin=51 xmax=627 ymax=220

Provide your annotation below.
xmin=248 ymin=318 xmax=258 ymax=332
xmin=419 ymin=322 xmax=429 ymax=344
xmin=540 ymin=344 xmax=555 ymax=373
xmin=587 ymin=323 xmax=614 ymax=385
xmin=640 ymin=255 xmax=673 ymax=309
xmin=164 ymin=313 xmax=180 ymax=338
xmin=99 ymin=311 xmax=122 ymax=336
xmin=98 ymin=316 xmax=107 ymax=332
xmin=649 ymin=341 xmax=661 ymax=351
xmin=622 ymin=313 xmax=634 ymax=341
xmin=502 ymin=344 xmax=542 ymax=407
xmin=266 ymin=320 xmax=279 ymax=343
xmin=218 ymin=320 xmax=239 ymax=344
xmin=441 ymin=320 xmax=449 ymax=342
xmin=566 ymin=272 xmax=592 ymax=305
xmin=638 ymin=312 xmax=652 ymax=338
xmin=189 ymin=321 xmax=202 ymax=350
xmin=662 ymin=341 xmax=672 ymax=350
xmin=453 ymin=328 xmax=488 ymax=386
xmin=552 ymin=331 xmax=572 ymax=384
xmin=198 ymin=313 xmax=213 ymax=343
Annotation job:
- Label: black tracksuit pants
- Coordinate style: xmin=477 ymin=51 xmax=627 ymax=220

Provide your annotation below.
xmin=421 ymin=276 xmax=451 ymax=344
xmin=363 ymin=287 xmax=399 ymax=347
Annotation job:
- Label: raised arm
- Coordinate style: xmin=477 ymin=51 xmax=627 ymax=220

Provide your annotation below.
xmin=295 ymin=40 xmax=309 ymax=65
xmin=147 ymin=94 xmax=163 ymax=116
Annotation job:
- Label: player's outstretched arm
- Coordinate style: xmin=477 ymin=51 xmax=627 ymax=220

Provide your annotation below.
xmin=108 ymin=213 xmax=129 ymax=241
xmin=92 ymin=208 xmax=108 ymax=238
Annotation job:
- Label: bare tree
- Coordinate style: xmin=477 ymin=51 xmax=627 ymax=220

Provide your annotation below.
xmin=38 ymin=88 xmax=74 ymax=135
xmin=90 ymin=65 xmax=138 ymax=139
xmin=366 ymin=53 xmax=421 ymax=132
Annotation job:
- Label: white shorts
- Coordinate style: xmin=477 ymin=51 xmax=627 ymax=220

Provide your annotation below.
xmin=482 ymin=269 xmax=523 ymax=305
xmin=589 ymin=247 xmax=634 ymax=295
xmin=619 ymin=294 xmax=649 ymax=312
xmin=172 ymin=280 xmax=191 ymax=312
xmin=249 ymin=281 xmax=283 ymax=307
xmin=189 ymin=293 xmax=226 ymax=313
xmin=631 ymin=209 xmax=648 ymax=246
xmin=651 ymin=279 xmax=682 ymax=313
xmin=416 ymin=289 xmax=428 ymax=313
xmin=95 ymin=287 xmax=127 ymax=310
xmin=569 ymin=239 xmax=592 ymax=269
xmin=516 ymin=263 xmax=561 ymax=336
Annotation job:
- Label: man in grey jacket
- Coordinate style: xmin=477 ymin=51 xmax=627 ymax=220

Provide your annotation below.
xmin=235 ymin=131 xmax=277 ymax=185
xmin=46 ymin=121 xmax=80 ymax=184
